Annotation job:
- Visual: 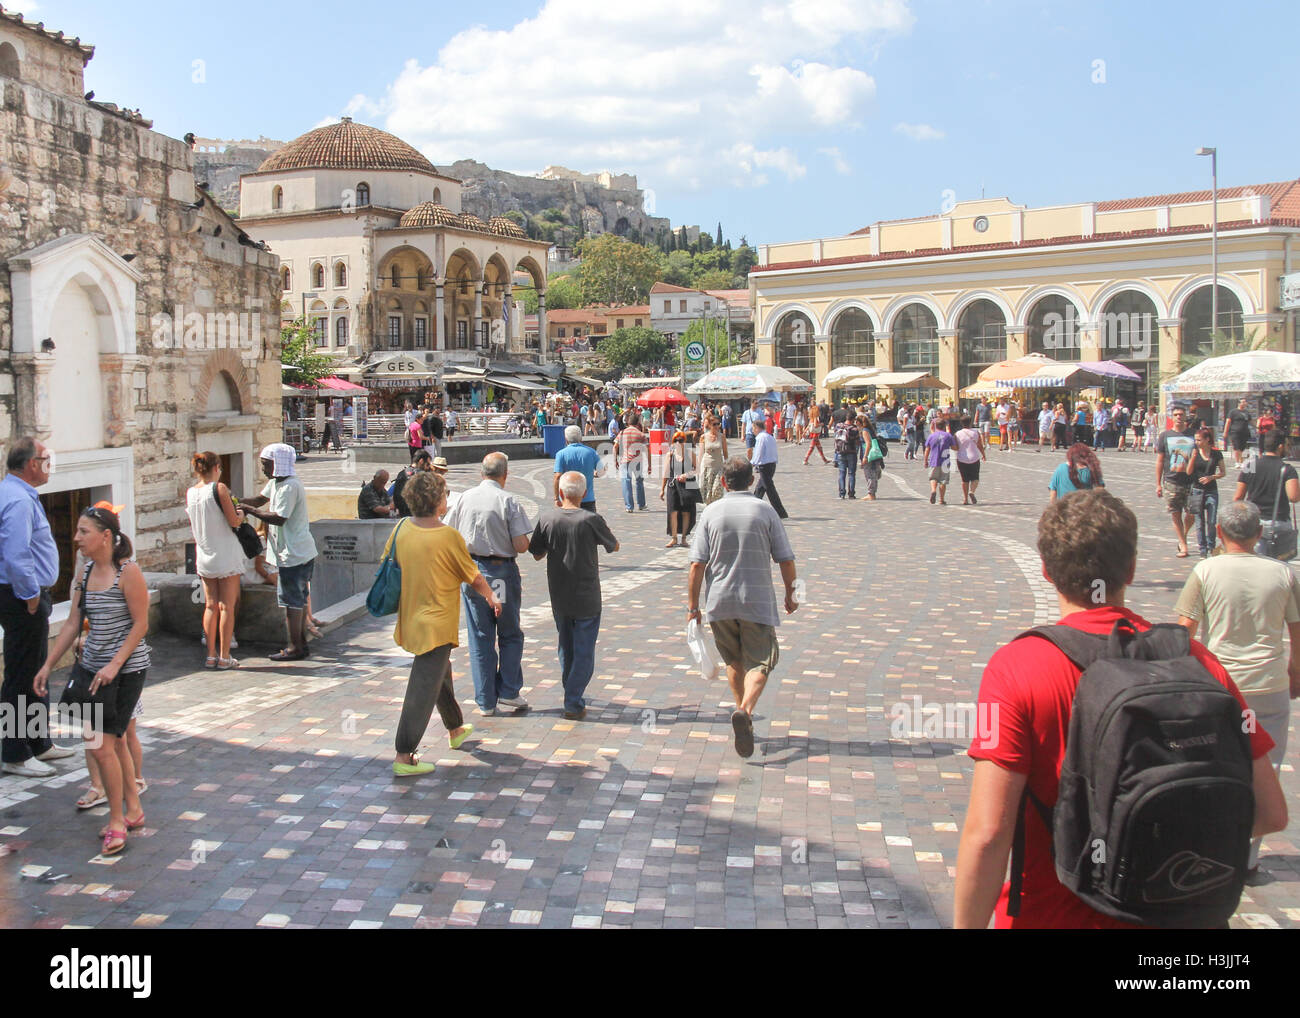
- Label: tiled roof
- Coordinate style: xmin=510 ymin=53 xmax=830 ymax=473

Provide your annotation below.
xmin=703 ymin=289 xmax=749 ymax=303
xmin=545 ymin=309 xmax=609 ymax=323
xmin=603 ymin=305 xmax=650 ymax=316
xmin=0 ymin=5 xmax=94 ymax=62
xmin=257 ymin=119 xmax=443 ymax=176
xmin=1096 ymin=179 xmax=1300 ymax=215
xmin=399 ymin=203 xmax=462 ymax=229
xmin=650 ymin=281 xmax=695 ymax=294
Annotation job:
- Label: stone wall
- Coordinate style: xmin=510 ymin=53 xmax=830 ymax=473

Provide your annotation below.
xmin=0 ymin=22 xmax=282 ymax=575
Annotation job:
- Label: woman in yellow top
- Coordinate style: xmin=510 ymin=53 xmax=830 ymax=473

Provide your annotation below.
xmin=385 ymin=470 xmax=501 ymax=777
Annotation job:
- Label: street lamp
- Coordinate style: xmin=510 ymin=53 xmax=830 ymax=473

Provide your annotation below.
xmin=1196 ymin=147 xmax=1218 ymax=346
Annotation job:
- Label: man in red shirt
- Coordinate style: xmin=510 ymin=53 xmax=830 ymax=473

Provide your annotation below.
xmin=953 ymin=488 xmax=1288 ymax=929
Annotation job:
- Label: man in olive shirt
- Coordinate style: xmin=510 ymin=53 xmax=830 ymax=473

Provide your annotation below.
xmin=530 ymin=471 xmax=619 ymax=720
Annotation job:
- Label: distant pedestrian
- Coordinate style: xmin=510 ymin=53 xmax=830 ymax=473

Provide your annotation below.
xmin=1093 ymin=402 xmax=1110 ymax=451
xmin=954 ymin=415 xmax=986 ymax=505
xmin=687 ymin=457 xmax=798 ymax=758
xmin=1155 ymin=407 xmax=1198 ymax=558
xmin=1049 ymin=443 xmax=1104 ymax=501
xmin=530 ymin=471 xmax=619 ymax=720
xmin=445 ymin=407 xmax=458 ymax=440
xmin=833 ymin=413 xmax=862 ymax=499
xmin=553 ymin=425 xmax=604 ymax=511
xmin=616 ymin=413 xmax=647 ymax=512
xmin=862 ymin=418 xmax=885 ymax=501
xmin=186 ymin=451 xmax=248 ymax=668
xmin=698 ymin=415 xmax=728 ymax=504
xmin=803 ymin=402 xmax=829 ymax=464
xmin=385 ymin=470 xmax=497 ymax=777
xmin=357 ymin=470 xmax=394 ymax=519
xmin=1234 ymin=427 xmax=1300 ymax=561
xmin=392 ymin=450 xmax=433 ymax=518
xmin=407 ymin=411 xmax=425 ymax=462
xmin=750 ymin=420 xmax=789 ymax=519
xmin=660 ymin=431 xmax=699 ymax=546
xmin=925 ymin=418 xmax=957 ymax=505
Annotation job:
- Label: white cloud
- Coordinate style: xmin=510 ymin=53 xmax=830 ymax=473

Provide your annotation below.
xmin=894 ymin=122 xmax=944 ymax=142
xmin=352 ymin=0 xmax=913 ymax=191
xmin=6 ymin=0 xmax=40 ymax=13
xmin=818 ymin=147 xmax=852 ymax=175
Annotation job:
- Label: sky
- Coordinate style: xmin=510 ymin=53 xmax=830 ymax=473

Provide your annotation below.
xmin=10 ymin=0 xmax=1299 ymax=245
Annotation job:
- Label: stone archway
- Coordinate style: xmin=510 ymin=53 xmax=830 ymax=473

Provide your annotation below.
xmin=194 ymin=348 xmax=253 ymax=413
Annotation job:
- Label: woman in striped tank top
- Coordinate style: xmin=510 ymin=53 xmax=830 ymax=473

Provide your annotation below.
xmin=36 ymin=503 xmax=150 ymax=856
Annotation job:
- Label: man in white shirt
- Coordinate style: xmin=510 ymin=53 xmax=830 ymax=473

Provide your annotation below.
xmin=1037 ymin=401 xmax=1054 ymax=453
xmin=749 ymin=421 xmax=789 ymax=519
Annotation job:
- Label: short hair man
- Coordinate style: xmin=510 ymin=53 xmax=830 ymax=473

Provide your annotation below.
xmin=1176 ymin=499 xmax=1300 ymax=873
xmin=240 ymin=443 xmax=319 ymax=661
xmin=1223 ymin=398 xmax=1252 ymax=467
xmin=616 ymin=415 xmax=647 ymax=512
xmin=0 ymin=437 xmax=72 ymax=776
xmin=687 ymin=457 xmax=798 ymax=758
xmin=392 ymin=452 xmax=432 ymax=518
xmin=953 ymin=489 xmax=1287 ymax=928
xmin=750 ymin=419 xmax=789 ymax=519
xmin=1235 ymin=427 xmax=1300 ymax=548
xmin=1155 ymin=406 xmax=1198 ymax=557
xmin=530 ymin=470 xmax=619 ymax=720
xmin=553 ymin=424 xmax=605 ymax=512
xmin=444 ymin=452 xmax=533 ymax=715
xmin=357 ymin=470 xmax=394 ymax=519
xmin=924 ymin=417 xmax=956 ymax=505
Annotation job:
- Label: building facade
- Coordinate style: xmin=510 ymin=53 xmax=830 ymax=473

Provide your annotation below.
xmin=0 ymin=8 xmax=282 ymax=590
xmin=751 ymin=183 xmax=1300 ymax=407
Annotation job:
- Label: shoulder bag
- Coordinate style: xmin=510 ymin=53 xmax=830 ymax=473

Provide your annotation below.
xmin=213 ymin=483 xmax=263 ymax=559
xmin=1256 ymin=462 xmax=1297 ymax=561
xmin=366 ymin=519 xmax=406 ymax=617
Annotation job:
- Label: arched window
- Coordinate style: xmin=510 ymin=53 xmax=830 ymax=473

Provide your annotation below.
xmin=1101 ymin=290 xmax=1161 ymax=404
xmin=416 ymin=268 xmax=428 ymax=290
xmin=892 ymin=304 xmax=938 ymax=372
xmin=1181 ymin=285 xmax=1244 ymax=358
xmin=433 ymin=187 xmax=442 ymax=205
xmin=271 ymin=185 xmax=283 ymax=211
xmin=956 ymin=299 xmax=1007 ymax=391
xmin=829 ymin=308 xmax=874 ymax=370
xmin=311 ymin=317 xmax=327 ymax=347
xmin=334 ymin=261 xmax=347 ymax=288
xmin=0 ymin=42 xmax=21 ymax=79
xmin=1025 ymin=294 xmax=1082 ymax=361
xmin=280 ymin=266 xmax=291 ymax=292
xmin=311 ymin=262 xmax=324 ymax=289
xmin=356 ymin=182 xmax=370 ymax=207
xmin=335 ymin=316 xmax=349 ymax=347
xmin=391 ymin=264 xmax=401 ymax=288
xmin=775 ymin=312 xmax=816 ymax=385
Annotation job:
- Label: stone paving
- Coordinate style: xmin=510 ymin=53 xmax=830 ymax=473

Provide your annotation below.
xmin=1 ymin=440 xmax=1297 ymax=929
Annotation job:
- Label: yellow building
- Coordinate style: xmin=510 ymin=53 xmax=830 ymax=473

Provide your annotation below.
xmin=751 ymin=180 xmax=1300 ymax=408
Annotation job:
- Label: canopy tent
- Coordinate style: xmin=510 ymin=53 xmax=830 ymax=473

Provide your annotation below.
xmin=960 ymin=379 xmax=1011 ymax=398
xmin=620 ymin=375 xmax=682 ymax=389
xmin=974 ymin=353 xmax=1060 ymax=382
xmin=636 ymin=387 xmax=690 ymax=408
xmin=315 ymin=375 xmax=367 ymax=392
xmin=822 ymin=366 xmax=880 ymax=389
xmin=995 ymin=364 xmax=1110 ymax=389
xmin=866 ymin=371 xmax=951 ymax=390
xmin=687 ymin=364 xmax=814 ymax=395
xmin=1083 ymin=360 xmax=1141 ymax=380
xmin=488 ymin=374 xmax=552 ymax=392
xmin=1161 ymin=349 xmax=1300 ymax=396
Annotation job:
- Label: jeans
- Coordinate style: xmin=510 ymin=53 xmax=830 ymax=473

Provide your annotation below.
xmin=838 ymin=457 xmax=857 ymax=497
xmin=554 ymin=611 xmax=600 ymax=713
xmin=621 ymin=462 xmax=646 ymax=510
xmin=461 ymin=559 xmax=524 ymax=711
xmin=0 ymin=587 xmax=53 ymax=764
xmin=1195 ymin=491 xmax=1219 ymax=555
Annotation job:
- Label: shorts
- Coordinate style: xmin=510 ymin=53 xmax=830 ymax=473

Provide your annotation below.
xmin=745 ymin=431 xmax=756 ymax=450
xmin=1164 ymin=482 xmax=1191 ymax=514
xmin=276 ymin=558 xmax=315 ymax=609
xmin=709 ymin=618 xmax=780 ymax=676
xmin=929 ymin=465 xmax=951 ymax=484
xmin=1229 ymin=430 xmax=1248 ymax=452
xmin=67 ymin=664 xmax=146 ymax=738
xmin=957 ymin=460 xmax=981 ymax=482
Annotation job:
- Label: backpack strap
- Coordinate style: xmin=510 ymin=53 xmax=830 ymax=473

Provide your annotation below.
xmin=1007 ymin=786 xmax=1053 ymax=917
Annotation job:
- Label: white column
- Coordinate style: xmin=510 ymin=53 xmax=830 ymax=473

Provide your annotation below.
xmin=538 ymin=292 xmax=548 ymax=356
xmin=473 ymin=280 xmax=483 ymax=349
xmin=435 ymin=279 xmax=446 ymax=350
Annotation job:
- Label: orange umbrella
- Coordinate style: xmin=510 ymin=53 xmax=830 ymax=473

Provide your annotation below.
xmin=975 ymin=353 xmax=1059 ymax=382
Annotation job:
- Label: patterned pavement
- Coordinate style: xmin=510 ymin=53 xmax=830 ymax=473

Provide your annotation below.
xmin=1 ymin=440 xmax=1297 ymax=929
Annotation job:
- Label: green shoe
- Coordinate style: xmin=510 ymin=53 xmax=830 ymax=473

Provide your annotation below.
xmin=448 ymin=724 xmax=475 ymax=751
xmin=392 ymin=759 xmax=435 ymax=777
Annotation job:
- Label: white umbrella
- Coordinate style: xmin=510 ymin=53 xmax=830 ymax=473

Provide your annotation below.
xmin=868 ymin=371 xmax=951 ymax=390
xmin=823 ymin=366 xmax=880 ymax=389
xmin=1162 ymin=349 xmax=1300 ymax=396
xmin=687 ymin=364 xmax=814 ymax=395
xmin=995 ymin=364 xmax=1109 ymax=389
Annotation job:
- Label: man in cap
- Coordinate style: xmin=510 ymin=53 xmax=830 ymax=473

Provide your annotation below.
xmin=241 ymin=443 xmax=318 ymax=661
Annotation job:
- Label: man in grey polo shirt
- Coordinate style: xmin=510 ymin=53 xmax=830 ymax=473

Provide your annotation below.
xmin=687 ymin=456 xmax=798 ymax=758
xmin=445 ymin=452 xmax=533 ymax=716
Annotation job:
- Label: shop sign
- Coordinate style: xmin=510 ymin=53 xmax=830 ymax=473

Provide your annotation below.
xmin=1281 ymin=273 xmax=1300 ymax=311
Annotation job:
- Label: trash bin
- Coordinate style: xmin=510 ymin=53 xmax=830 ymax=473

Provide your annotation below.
xmin=542 ymin=423 xmax=568 ymax=457
xmin=649 ymin=428 xmax=668 ymax=458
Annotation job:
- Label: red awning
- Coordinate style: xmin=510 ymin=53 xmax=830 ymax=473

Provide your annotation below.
xmin=316 ymin=376 xmax=367 ymax=392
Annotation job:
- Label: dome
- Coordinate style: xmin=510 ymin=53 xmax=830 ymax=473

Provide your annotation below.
xmin=399 ymin=202 xmax=463 ymax=228
xmin=489 ymin=216 xmax=527 ymax=239
xmin=459 ymin=213 xmax=489 ymax=233
xmin=257 ymin=118 xmax=438 ymax=175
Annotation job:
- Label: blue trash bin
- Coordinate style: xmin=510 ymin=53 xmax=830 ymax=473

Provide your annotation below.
xmin=542 ymin=424 xmax=567 ymax=457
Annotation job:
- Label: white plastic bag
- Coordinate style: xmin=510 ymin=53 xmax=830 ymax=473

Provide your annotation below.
xmin=686 ymin=617 xmax=722 ymax=681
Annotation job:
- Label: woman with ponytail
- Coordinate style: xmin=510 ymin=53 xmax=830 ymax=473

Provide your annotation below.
xmin=34 ymin=503 xmax=151 ymax=856
xmin=1047 ymin=443 xmax=1105 ymax=501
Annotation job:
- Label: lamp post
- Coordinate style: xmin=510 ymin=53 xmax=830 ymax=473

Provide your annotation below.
xmin=1196 ymin=147 xmax=1218 ymax=346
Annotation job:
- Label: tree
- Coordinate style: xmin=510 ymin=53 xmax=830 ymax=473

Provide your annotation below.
xmin=693 ymin=268 xmax=734 ymax=291
xmin=1168 ymin=325 xmax=1275 ymax=377
xmin=281 ymin=319 xmax=335 ymax=386
xmin=598 ymin=325 xmax=669 ymax=373
xmin=664 ymin=250 xmax=694 ymax=287
xmin=682 ymin=317 xmax=736 ymax=368
xmin=575 ymin=234 xmax=665 ymax=305
xmin=730 ymin=243 xmax=758 ymax=282
xmin=716 ymin=222 xmax=724 ymax=248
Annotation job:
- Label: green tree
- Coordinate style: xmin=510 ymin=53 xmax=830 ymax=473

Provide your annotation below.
xmin=598 ymin=325 xmax=669 ymax=373
xmin=664 ymin=250 xmax=694 ymax=287
xmin=575 ymin=234 xmax=665 ymax=305
xmin=693 ymin=268 xmax=733 ymax=291
xmin=716 ymin=222 xmax=724 ymax=248
xmin=1168 ymin=325 xmax=1276 ymax=377
xmin=682 ymin=317 xmax=736 ymax=367
xmin=730 ymin=243 xmax=758 ymax=282
xmin=281 ymin=319 xmax=335 ymax=386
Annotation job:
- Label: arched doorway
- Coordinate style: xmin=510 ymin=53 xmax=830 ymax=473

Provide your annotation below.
xmin=1025 ymin=293 xmax=1082 ymax=362
xmin=775 ymin=311 xmax=816 ymax=385
xmin=1100 ymin=290 xmax=1160 ymax=405
xmin=956 ymin=299 xmax=1007 ymax=391
xmin=1181 ymin=285 xmax=1244 ymax=359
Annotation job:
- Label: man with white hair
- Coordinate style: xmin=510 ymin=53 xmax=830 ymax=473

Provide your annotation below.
xmin=1175 ymin=498 xmax=1300 ymax=876
xmin=530 ymin=470 xmax=619 ymax=720
xmin=445 ymin=452 xmax=533 ymax=715
xmin=553 ymin=424 xmax=604 ymax=511
xmin=240 ymin=443 xmax=318 ymax=661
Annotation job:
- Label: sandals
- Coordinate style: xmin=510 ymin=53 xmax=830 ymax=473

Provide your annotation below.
xmin=217 ymin=657 xmax=239 ymax=669
xmin=76 ymin=787 xmax=107 ymax=810
xmin=204 ymin=657 xmax=218 ymax=668
xmin=99 ymin=813 xmax=145 ymax=838
xmin=136 ymin=778 xmax=148 ymax=794
xmin=101 ymin=828 xmax=127 ymax=856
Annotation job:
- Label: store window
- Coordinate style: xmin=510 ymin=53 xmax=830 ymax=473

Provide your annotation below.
xmin=335 ymin=317 xmax=349 ymax=347
xmin=1181 ymin=285 xmax=1244 ymax=359
xmin=414 ymin=318 xmax=427 ymax=348
xmin=775 ymin=311 xmax=816 ymax=385
xmin=893 ymin=303 xmax=939 ymax=372
xmin=1025 ymin=294 xmax=1082 ymax=361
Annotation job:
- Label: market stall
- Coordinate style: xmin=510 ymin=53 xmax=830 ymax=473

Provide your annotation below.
xmin=1162 ymin=349 xmax=1300 ymax=455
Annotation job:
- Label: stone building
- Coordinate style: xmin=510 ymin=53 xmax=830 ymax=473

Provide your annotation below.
xmin=0 ymin=7 xmax=282 ymax=594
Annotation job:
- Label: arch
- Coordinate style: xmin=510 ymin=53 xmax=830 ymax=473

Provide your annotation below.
xmin=377 ymin=245 xmax=434 ymax=295
xmin=0 ymin=42 xmax=19 ymax=80
xmin=433 ymin=186 xmax=442 ymax=205
xmin=204 ymin=370 xmax=241 ymax=414
xmin=762 ymin=300 xmax=822 ymax=338
xmin=1025 ymin=292 xmax=1083 ymax=361
xmin=1013 ymin=284 xmax=1087 ymax=328
xmin=20 ymin=239 xmax=141 ymax=358
xmin=1179 ymin=283 xmax=1245 ymax=357
xmin=947 ymin=290 xmax=1014 ymax=332
xmin=613 ymin=216 xmax=630 ymax=236
xmin=334 ymin=260 xmax=347 ymax=288
xmin=386 ymin=297 xmax=403 ymax=311
xmin=194 ymin=350 xmax=253 ymax=416
xmin=774 ymin=310 xmax=816 ymax=384
xmin=955 ymin=298 xmax=1008 ymax=390
xmin=355 ymin=181 xmax=370 ymax=207
xmin=1088 ymin=280 xmax=1168 ymax=322
xmin=828 ymin=305 xmax=876 ymax=369
xmin=311 ymin=261 xmax=325 ymax=289
xmin=1168 ymin=274 xmax=1256 ymax=320
xmin=515 ymin=255 xmax=545 ymax=291
xmin=271 ymin=185 xmax=283 ymax=211
xmin=890 ymin=302 xmax=940 ymax=372
xmin=308 ymin=299 xmax=327 ymax=312
xmin=881 ymin=294 xmax=944 ymax=335
xmin=332 ymin=297 xmax=350 ymax=310
xmin=1098 ymin=288 xmax=1161 ymax=367
xmin=446 ymin=246 xmax=482 ymax=282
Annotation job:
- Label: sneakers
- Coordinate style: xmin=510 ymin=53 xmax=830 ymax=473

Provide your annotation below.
xmin=393 ymin=759 xmax=436 ymax=777
xmin=3 ymin=758 xmax=56 ymax=778
xmin=448 ymin=724 xmax=475 ymax=750
xmin=497 ymin=696 xmax=530 ymax=712
xmin=731 ymin=710 xmax=754 ymax=758
xmin=36 ymin=744 xmax=75 ymax=762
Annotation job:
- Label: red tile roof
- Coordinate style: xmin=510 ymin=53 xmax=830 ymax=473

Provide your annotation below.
xmin=650 ymin=281 xmax=695 ymax=294
xmin=544 ymin=308 xmax=609 ymax=324
xmin=602 ymin=305 xmax=650 ymax=316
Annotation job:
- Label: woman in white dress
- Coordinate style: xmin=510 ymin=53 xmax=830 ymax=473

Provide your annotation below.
xmin=185 ymin=451 xmax=248 ymax=668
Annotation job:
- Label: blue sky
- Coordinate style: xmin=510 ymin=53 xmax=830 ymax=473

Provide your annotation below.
xmin=14 ymin=0 xmax=1298 ymax=244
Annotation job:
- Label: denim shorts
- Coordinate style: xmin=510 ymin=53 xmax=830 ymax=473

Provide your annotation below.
xmin=276 ymin=558 xmax=315 ymax=609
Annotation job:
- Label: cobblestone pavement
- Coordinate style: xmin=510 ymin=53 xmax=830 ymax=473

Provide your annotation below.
xmin=1 ymin=441 xmax=1297 ymax=929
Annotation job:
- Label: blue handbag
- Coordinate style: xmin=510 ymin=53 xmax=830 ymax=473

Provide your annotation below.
xmin=366 ymin=519 xmax=405 ymax=617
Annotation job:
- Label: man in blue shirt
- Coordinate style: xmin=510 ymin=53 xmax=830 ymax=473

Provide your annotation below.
xmin=553 ymin=426 xmax=605 ymax=511
xmin=1093 ymin=402 xmax=1111 ymax=452
xmin=749 ymin=420 xmax=789 ymax=519
xmin=0 ymin=437 xmax=71 ymax=777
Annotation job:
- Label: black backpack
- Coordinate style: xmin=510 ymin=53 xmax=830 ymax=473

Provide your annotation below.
xmin=1008 ymin=618 xmax=1255 ymax=928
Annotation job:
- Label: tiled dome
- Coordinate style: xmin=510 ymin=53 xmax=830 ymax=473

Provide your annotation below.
xmin=399 ymin=202 xmax=463 ymax=228
xmin=489 ymin=216 xmax=527 ymax=239
xmin=257 ymin=118 xmax=437 ymax=175
xmin=459 ymin=213 xmax=489 ymax=233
